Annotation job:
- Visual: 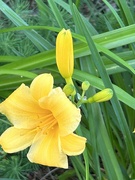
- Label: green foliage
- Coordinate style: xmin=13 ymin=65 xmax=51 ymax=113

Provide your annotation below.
xmin=0 ymin=0 xmax=135 ymax=179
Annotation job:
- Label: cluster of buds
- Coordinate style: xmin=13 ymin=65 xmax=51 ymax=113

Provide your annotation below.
xmin=56 ymin=29 xmax=113 ymax=106
xmin=76 ymin=82 xmax=113 ymax=107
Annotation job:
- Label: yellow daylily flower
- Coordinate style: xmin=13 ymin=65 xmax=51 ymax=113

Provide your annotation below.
xmin=0 ymin=73 xmax=86 ymax=169
xmin=56 ymin=28 xmax=74 ymax=83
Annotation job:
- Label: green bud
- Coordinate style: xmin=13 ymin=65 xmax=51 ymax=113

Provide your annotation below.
xmin=88 ymin=88 xmax=113 ymax=103
xmin=82 ymin=81 xmax=90 ymax=91
xmin=63 ymin=84 xmax=75 ymax=96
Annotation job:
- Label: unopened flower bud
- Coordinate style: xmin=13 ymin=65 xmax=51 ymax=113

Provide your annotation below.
xmin=88 ymin=88 xmax=113 ymax=103
xmin=63 ymin=84 xmax=75 ymax=96
xmin=56 ymin=28 xmax=74 ymax=80
xmin=82 ymin=81 xmax=90 ymax=91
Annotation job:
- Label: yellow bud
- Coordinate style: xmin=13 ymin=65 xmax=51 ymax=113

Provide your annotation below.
xmin=63 ymin=84 xmax=75 ymax=96
xmin=82 ymin=81 xmax=90 ymax=91
xmin=56 ymin=28 xmax=74 ymax=79
xmin=88 ymin=88 xmax=113 ymax=103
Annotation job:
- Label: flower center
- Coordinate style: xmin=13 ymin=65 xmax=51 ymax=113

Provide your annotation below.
xmin=38 ymin=111 xmax=57 ymax=134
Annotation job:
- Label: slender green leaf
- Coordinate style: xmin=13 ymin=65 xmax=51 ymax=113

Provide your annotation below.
xmin=48 ymin=1 xmax=67 ymax=28
xmin=115 ymin=0 xmax=134 ymax=25
xmin=0 ymin=69 xmax=36 ymax=79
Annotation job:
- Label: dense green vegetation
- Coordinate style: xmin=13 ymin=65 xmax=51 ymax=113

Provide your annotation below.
xmin=0 ymin=0 xmax=135 ymax=179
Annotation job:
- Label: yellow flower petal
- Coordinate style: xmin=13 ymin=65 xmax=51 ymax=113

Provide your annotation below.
xmin=61 ymin=133 xmax=86 ymax=155
xmin=39 ymin=87 xmax=81 ymax=136
xmin=56 ymin=29 xmax=74 ymax=79
xmin=30 ymin=73 xmax=53 ymax=100
xmin=0 ymin=84 xmax=47 ymax=129
xmin=27 ymin=127 xmax=68 ymax=168
xmin=0 ymin=127 xmax=37 ymax=153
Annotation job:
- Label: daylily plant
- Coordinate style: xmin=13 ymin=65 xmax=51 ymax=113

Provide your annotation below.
xmin=0 ymin=73 xmax=86 ymax=168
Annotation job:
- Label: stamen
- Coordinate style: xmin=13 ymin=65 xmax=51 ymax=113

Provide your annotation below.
xmin=38 ymin=111 xmax=57 ymax=134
